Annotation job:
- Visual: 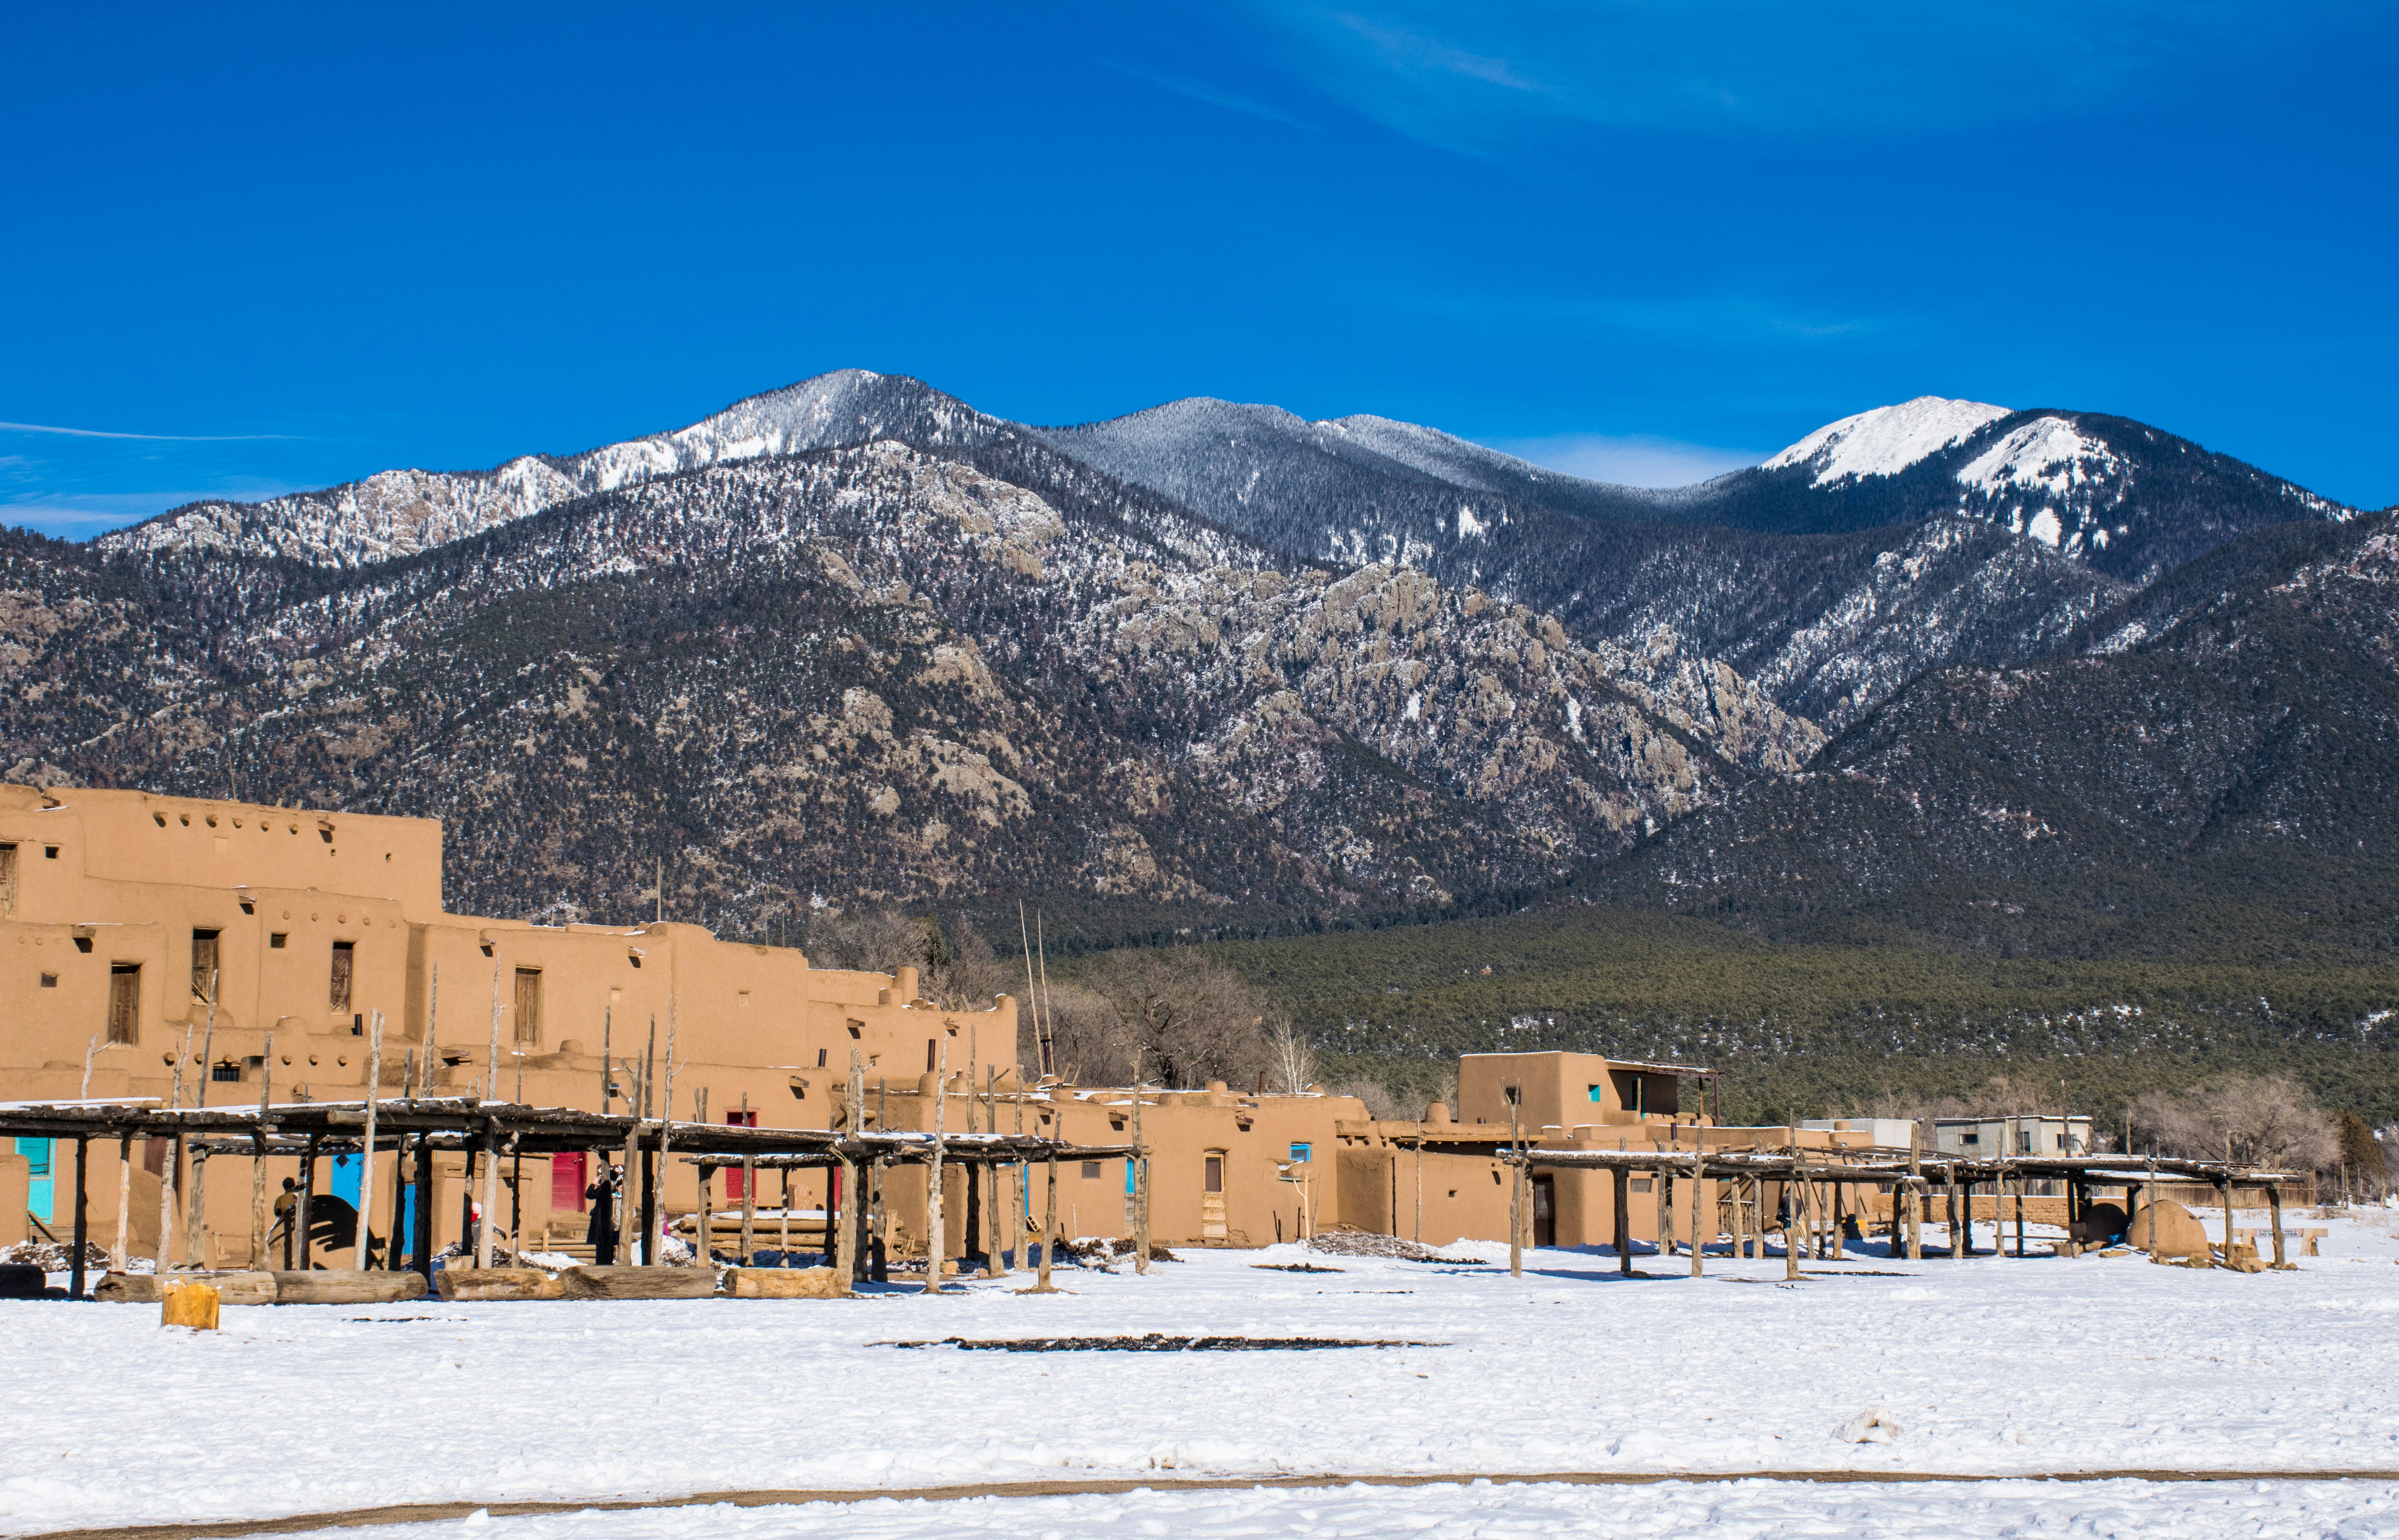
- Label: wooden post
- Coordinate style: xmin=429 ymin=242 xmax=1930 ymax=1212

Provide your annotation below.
xmin=1613 ymin=1162 xmax=1631 ymax=1275
xmin=845 ymin=1150 xmax=869 ymax=1291
xmin=249 ymin=1033 xmax=272 ymax=1268
xmin=184 ymin=1146 xmax=209 ymax=1271
xmin=1507 ymin=1087 xmax=1523 ymax=1279
xmin=740 ymin=1156 xmax=757 ymax=1265
xmin=696 ymin=1161 xmax=715 ymax=1266
xmin=1782 ymin=1127 xmax=1802 ymax=1279
xmin=657 ymin=1002 xmax=679 ymax=1262
xmin=476 ymin=1115 xmax=500 ymax=1268
xmin=1829 ymin=1173 xmax=1844 ymax=1260
xmin=619 ymin=1049 xmax=644 ymax=1264
xmin=412 ymin=1137 xmax=435 ymax=1282
xmin=297 ymin=1134 xmax=318 ymax=1271
xmin=355 ymin=1011 xmax=382 ymax=1270
xmin=1688 ymin=1145 xmax=1705 ymax=1277
xmin=1033 ymin=1143 xmax=1059 ymax=1292
xmin=113 ymin=1135 xmax=132 ymax=1272
xmin=778 ymin=1167 xmax=792 ymax=1264
xmin=69 ymin=1136 xmax=89 ymax=1299
xmin=925 ymin=1033 xmax=949 ymax=1291
xmin=985 ymin=1067 xmax=1004 ymax=1279
xmin=872 ymin=1154 xmax=890 ymax=1282
xmin=1906 ymin=1123 xmax=1923 ymax=1262
xmin=2219 ymin=1174 xmax=2234 ymax=1265
xmin=2268 ymin=1183 xmax=2287 ymax=1267
xmin=1131 ymin=1062 xmax=1149 ymax=1275
xmin=1009 ymin=1071 xmax=1025 ymax=1274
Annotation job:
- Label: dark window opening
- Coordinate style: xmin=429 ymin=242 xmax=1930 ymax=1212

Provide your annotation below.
xmin=0 ymin=843 xmax=16 ymax=911
xmin=926 ymin=1039 xmax=937 ymax=1072
xmin=270 ymin=932 xmax=287 ymax=949
xmin=107 ymin=964 xmax=139 ymax=1044
xmin=1203 ymin=1155 xmax=1224 ymax=1194
xmin=1962 ymin=1131 xmax=1980 ymax=1145
xmin=73 ymin=935 xmax=92 ymax=954
xmin=238 ymin=899 xmax=255 ymax=915
xmin=816 ymin=1048 xmax=828 ymax=1068
xmin=1503 ymin=1084 xmax=1521 ymax=1105
xmin=38 ymin=973 xmax=56 ymax=988
xmin=846 ymin=1021 xmax=862 ymax=1039
xmin=330 ymin=940 xmax=354 ymax=1011
xmin=318 ymin=824 xmax=334 ymax=844
xmin=628 ymin=951 xmax=642 ymax=968
xmin=210 ymin=1062 xmax=241 ymax=1084
xmin=1080 ymin=1162 xmax=1102 ymax=1180
xmin=43 ymin=845 xmax=58 ymax=859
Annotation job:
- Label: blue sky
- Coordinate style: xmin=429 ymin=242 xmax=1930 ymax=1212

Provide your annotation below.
xmin=3 ymin=2 xmax=2393 ymax=538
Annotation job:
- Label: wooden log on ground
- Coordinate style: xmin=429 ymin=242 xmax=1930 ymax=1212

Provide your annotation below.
xmin=434 ymin=1267 xmax=564 ymax=1302
xmin=271 ymin=1269 xmax=430 ymax=1305
xmin=728 ymin=1266 xmax=843 ymax=1299
xmin=98 ymin=1270 xmax=278 ymax=1306
xmin=561 ymin=1264 xmax=718 ymax=1300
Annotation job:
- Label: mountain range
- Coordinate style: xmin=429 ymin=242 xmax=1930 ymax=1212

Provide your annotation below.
xmin=7 ymin=370 xmax=2392 ymax=995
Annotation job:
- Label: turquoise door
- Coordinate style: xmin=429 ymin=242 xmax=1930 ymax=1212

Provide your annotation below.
xmin=16 ymin=1138 xmax=52 ymax=1224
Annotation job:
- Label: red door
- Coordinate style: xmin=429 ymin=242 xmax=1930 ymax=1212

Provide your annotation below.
xmin=724 ymin=1110 xmax=759 ymax=1199
xmin=552 ymin=1151 xmax=586 ymax=1211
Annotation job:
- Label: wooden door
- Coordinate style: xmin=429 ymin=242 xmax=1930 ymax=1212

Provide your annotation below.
xmin=1201 ymin=1153 xmax=1227 ymax=1241
xmin=1532 ymin=1175 xmax=1557 ymax=1248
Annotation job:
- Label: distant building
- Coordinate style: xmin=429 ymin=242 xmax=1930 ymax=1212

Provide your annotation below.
xmin=1933 ymin=1115 xmax=2093 ymax=1159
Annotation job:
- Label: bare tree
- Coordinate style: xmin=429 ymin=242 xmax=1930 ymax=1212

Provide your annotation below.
xmin=1264 ymin=1012 xmax=1317 ymax=1095
xmin=1082 ymin=950 xmax=1273 ymax=1090
xmin=1044 ymin=982 xmax=1130 ymax=1085
xmin=2128 ymin=1075 xmax=2337 ymax=1170
xmin=1330 ymin=1075 xmax=1396 ymax=1118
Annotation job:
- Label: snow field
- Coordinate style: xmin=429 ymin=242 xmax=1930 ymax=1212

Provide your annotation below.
xmin=260 ymin=1476 xmax=2399 ymax=1540
xmin=2 ymin=1215 xmax=2396 ymax=1536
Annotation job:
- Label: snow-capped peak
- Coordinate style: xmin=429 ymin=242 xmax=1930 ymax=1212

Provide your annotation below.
xmin=1764 ymin=397 xmax=2013 ymax=487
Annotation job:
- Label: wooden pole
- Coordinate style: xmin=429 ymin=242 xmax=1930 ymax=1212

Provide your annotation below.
xmin=1034 ymin=1142 xmax=1059 ymax=1292
xmin=778 ymin=1167 xmax=792 ymax=1263
xmin=1613 ymin=1166 xmax=1631 ymax=1274
xmin=1688 ymin=1144 xmax=1704 ymax=1278
xmin=158 ymin=1015 xmax=191 ymax=1271
xmin=424 ymin=962 xmax=439 ymax=1097
xmin=113 ymin=1135 xmax=131 ymax=1272
xmin=186 ymin=975 xmax=217 ymax=1262
xmin=2268 ymin=1182 xmax=2287 ymax=1267
xmin=697 ymin=1162 xmax=715 ymax=1266
xmin=1132 ymin=1063 xmax=1150 ymax=1274
xmin=619 ymin=1049 xmax=643 ymax=1264
xmin=925 ymin=1033 xmax=949 ymax=1291
xmin=658 ymin=1000 xmax=679 ymax=1261
xmin=1507 ymin=1086 xmax=1523 ymax=1279
xmin=1907 ymin=1123 xmax=1923 ymax=1262
xmin=250 ymin=1035 xmax=273 ymax=1269
xmin=984 ymin=1066 xmax=1003 ymax=1278
xmin=598 ymin=1002 xmax=611 ymax=1111
xmin=1783 ymin=1127 xmax=1801 ymax=1280
xmin=297 ymin=1133 xmax=318 ymax=1271
xmin=639 ymin=1021 xmax=658 ymax=1265
xmin=475 ymin=1115 xmax=501 ymax=1268
xmin=69 ymin=1136 xmax=89 ymax=1298
xmin=2145 ymin=1154 xmax=2159 ymax=1255
xmin=354 ymin=1011 xmax=382 ymax=1270
xmin=1009 ymin=1072 xmax=1025 ymax=1274
xmin=739 ymin=1155 xmax=757 ymax=1265
xmin=412 ymin=1136 xmax=434 ymax=1282
xmin=838 ymin=1054 xmax=864 ymax=1284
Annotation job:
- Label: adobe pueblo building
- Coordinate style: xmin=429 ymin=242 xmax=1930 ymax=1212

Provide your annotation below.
xmin=0 ymin=786 xmax=1854 ymax=1271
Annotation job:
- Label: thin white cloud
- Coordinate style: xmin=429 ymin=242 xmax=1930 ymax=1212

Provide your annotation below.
xmin=1488 ymin=432 xmax=1761 ymax=489
xmin=1105 ymin=62 xmax=1320 ymax=130
xmin=0 ymin=420 xmax=298 ymax=441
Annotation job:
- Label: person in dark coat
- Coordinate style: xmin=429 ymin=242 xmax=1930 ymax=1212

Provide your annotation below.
xmin=586 ymin=1164 xmax=621 ymax=1265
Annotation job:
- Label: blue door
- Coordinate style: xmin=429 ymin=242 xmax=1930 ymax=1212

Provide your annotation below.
xmin=16 ymin=1138 xmax=52 ymax=1224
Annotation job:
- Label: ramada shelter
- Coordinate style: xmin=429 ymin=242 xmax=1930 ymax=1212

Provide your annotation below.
xmin=0 ymin=786 xmax=1830 ymax=1266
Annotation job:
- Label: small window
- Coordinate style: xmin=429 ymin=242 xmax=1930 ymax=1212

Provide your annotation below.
xmin=1204 ymin=1155 xmax=1224 ymax=1194
xmin=628 ymin=950 xmax=642 ymax=968
xmin=1503 ymin=1084 xmax=1521 ymax=1105
xmin=1631 ymin=1179 xmax=1653 ymax=1193
xmin=238 ymin=899 xmax=254 ymax=915
xmin=1288 ymin=1142 xmax=1311 ymax=1163
xmin=1080 ymin=1162 xmax=1102 ymax=1180
xmin=1962 ymin=1131 xmax=1980 ymax=1146
xmin=38 ymin=973 xmax=56 ymax=988
xmin=210 ymin=1063 xmax=241 ymax=1084
xmin=107 ymin=964 xmax=139 ymax=1044
xmin=73 ymin=936 xmax=92 ymax=954
xmin=43 ymin=846 xmax=58 ymax=859
xmin=816 ymin=1048 xmax=828 ymax=1068
xmin=318 ymin=823 xmax=334 ymax=844
xmin=846 ymin=1020 xmax=862 ymax=1039
xmin=330 ymin=940 xmax=354 ymax=1010
xmin=926 ymin=1039 xmax=937 ymax=1072
xmin=270 ymin=932 xmax=287 ymax=949
xmin=0 ymin=843 xmax=17 ymax=911
xmin=1588 ymin=1084 xmax=1604 ymax=1102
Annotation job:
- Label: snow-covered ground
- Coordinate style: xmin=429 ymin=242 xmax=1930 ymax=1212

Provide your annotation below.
xmin=266 ymin=1476 xmax=2399 ymax=1540
xmin=3 ymin=1211 xmax=2396 ymax=1537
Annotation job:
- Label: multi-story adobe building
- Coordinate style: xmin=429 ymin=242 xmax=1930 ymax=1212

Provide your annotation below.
xmin=0 ymin=786 xmax=1858 ymax=1268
